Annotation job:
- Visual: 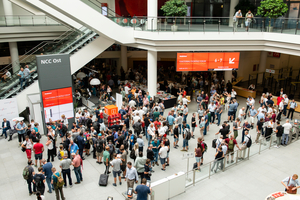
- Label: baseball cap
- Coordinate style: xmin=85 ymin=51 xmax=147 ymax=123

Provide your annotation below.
xmin=98 ymin=133 xmax=102 ymax=136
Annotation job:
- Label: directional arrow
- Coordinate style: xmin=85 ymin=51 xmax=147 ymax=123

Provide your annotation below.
xmin=229 ymin=58 xmax=235 ymax=64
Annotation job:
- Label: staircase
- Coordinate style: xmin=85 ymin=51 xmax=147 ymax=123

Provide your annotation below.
xmin=0 ymin=26 xmax=114 ymax=103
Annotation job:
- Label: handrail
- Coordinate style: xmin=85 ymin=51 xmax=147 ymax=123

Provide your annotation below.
xmin=0 ymin=26 xmax=80 ymax=73
xmin=95 ymin=0 xmax=121 ymax=17
xmin=86 ymin=0 xmax=121 ymax=17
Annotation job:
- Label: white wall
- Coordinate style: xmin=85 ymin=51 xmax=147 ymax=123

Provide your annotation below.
xmin=236 ymin=51 xmax=261 ymax=81
xmin=16 ymin=81 xmax=39 ymax=112
xmin=0 ymin=0 xmax=33 ymax=15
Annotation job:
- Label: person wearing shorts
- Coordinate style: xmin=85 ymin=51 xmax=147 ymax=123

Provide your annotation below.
xmin=22 ymin=135 xmax=32 ymax=162
xmin=33 ymin=139 xmax=44 ymax=167
xmin=225 ymin=134 xmax=240 ymax=163
xmin=110 ymin=153 xmax=122 ymax=186
xmin=159 ymin=143 xmax=168 ymax=171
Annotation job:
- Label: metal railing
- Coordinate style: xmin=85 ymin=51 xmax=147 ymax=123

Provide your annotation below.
xmin=0 ymin=15 xmax=62 ymax=27
xmin=185 ymin=124 xmax=300 ymax=188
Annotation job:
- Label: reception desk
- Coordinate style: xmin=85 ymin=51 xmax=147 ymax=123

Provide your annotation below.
xmin=233 ymin=86 xmax=256 ymax=99
xmin=265 ymin=191 xmax=300 ymax=200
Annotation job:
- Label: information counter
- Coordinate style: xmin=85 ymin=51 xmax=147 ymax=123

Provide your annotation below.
xmin=233 ymin=86 xmax=256 ymax=98
xmin=265 ymin=191 xmax=300 ymax=200
xmin=272 ymin=96 xmax=300 ymax=113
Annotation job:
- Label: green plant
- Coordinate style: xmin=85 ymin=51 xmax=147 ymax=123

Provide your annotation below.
xmin=161 ymin=0 xmax=188 ymax=17
xmin=257 ymin=0 xmax=288 ymax=19
xmin=234 ymin=0 xmax=256 ymax=17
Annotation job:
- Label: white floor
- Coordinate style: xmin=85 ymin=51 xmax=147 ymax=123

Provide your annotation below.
xmin=0 ymin=96 xmax=299 ymax=200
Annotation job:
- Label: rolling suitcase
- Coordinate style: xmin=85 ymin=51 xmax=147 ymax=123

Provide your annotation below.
xmin=212 ymin=139 xmax=217 ymax=148
xmin=99 ymin=170 xmax=109 ymax=186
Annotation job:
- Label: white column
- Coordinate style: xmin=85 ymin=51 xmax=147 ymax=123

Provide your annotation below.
xmin=3 ymin=0 xmax=14 ymax=26
xmin=147 ymin=0 xmax=157 ymax=30
xmin=228 ymin=0 xmax=239 ymax=27
xmin=121 ymin=45 xmax=128 ymax=73
xmin=147 ymin=50 xmax=157 ymax=97
xmin=9 ymin=42 xmax=20 ymax=73
xmin=224 ymin=71 xmax=232 ymax=83
xmin=258 ymin=51 xmax=267 ymax=84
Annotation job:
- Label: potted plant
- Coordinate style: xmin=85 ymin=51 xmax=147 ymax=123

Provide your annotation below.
xmin=256 ymin=0 xmax=288 ymax=32
xmin=161 ymin=0 xmax=188 ymax=31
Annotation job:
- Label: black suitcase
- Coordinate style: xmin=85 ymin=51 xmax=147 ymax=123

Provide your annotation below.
xmin=212 ymin=139 xmax=217 ymax=148
xmin=99 ymin=172 xmax=109 ymax=186
xmin=193 ymin=162 xmax=198 ymax=170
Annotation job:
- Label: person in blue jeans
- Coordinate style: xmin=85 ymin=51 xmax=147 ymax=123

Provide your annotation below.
xmin=181 ymin=126 xmax=190 ymax=151
xmin=151 ymin=139 xmax=160 ymax=166
xmin=215 ymin=104 xmax=223 ymax=126
xmin=203 ymin=111 xmax=208 ymax=136
xmin=42 ymin=159 xmax=53 ymax=193
xmin=26 ymin=160 xmax=36 ymax=195
xmin=183 ymin=104 xmax=189 ymax=123
xmin=17 ymin=67 xmax=25 ymax=90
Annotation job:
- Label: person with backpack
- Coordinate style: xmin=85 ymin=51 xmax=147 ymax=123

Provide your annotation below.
xmin=181 ymin=126 xmax=191 ymax=152
xmin=225 ymin=134 xmax=241 ymax=164
xmin=46 ymin=135 xmax=55 ymax=162
xmin=83 ymin=131 xmax=91 ymax=157
xmin=51 ymin=167 xmax=66 ymax=200
xmin=103 ymin=146 xmax=111 ymax=174
xmin=24 ymin=160 xmax=36 ymax=196
xmin=21 ymin=135 xmax=33 ymax=162
xmin=95 ymin=133 xmax=105 ymax=164
xmin=57 ymin=120 xmax=68 ymax=144
xmin=33 ymin=167 xmax=46 ymax=195
xmin=275 ymin=121 xmax=283 ymax=148
xmin=238 ymin=131 xmax=251 ymax=160
xmin=197 ymin=137 xmax=207 ymax=166
xmin=129 ymin=130 xmax=136 ymax=151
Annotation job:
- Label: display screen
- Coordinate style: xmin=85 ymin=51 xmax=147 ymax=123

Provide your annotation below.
xmin=177 ymin=52 xmax=240 ymax=71
xmin=42 ymin=87 xmax=74 ymax=123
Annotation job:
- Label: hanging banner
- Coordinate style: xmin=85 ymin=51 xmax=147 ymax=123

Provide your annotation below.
xmin=0 ymin=98 xmax=19 ymax=124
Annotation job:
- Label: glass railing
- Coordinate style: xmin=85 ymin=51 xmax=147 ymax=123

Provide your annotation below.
xmin=0 ymin=15 xmax=62 ymax=27
xmin=0 ymin=26 xmax=98 ymax=99
xmin=79 ymin=2 xmax=300 ymax=36
xmin=185 ymin=124 xmax=300 ymax=187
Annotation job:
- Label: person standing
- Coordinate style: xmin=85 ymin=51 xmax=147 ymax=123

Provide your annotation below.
xmin=120 ymin=146 xmax=127 ymax=178
xmin=287 ymin=99 xmax=298 ymax=120
xmin=72 ymin=153 xmax=83 ymax=184
xmin=245 ymin=10 xmax=253 ymax=32
xmin=17 ymin=67 xmax=25 ymax=90
xmin=159 ymin=143 xmax=168 ymax=171
xmin=275 ymin=121 xmax=283 ymax=148
xmin=41 ymin=159 xmax=53 ymax=194
xmin=134 ymin=178 xmax=151 ymax=199
xmin=151 ymin=139 xmax=160 ymax=166
xmin=238 ymin=131 xmax=251 ymax=159
xmin=282 ymin=119 xmax=292 ymax=146
xmin=255 ymin=118 xmax=264 ymax=143
xmin=135 ymin=152 xmax=147 ymax=182
xmin=194 ymin=143 xmax=203 ymax=171
xmin=110 ymin=153 xmax=122 ymax=186
xmin=95 ymin=133 xmax=104 ymax=164
xmin=1 ymin=118 xmax=10 ymax=139
xmin=281 ymin=174 xmax=300 ymax=194
xmin=51 ymin=167 xmax=66 ymax=200
xmin=103 ymin=146 xmax=111 ymax=174
xmin=60 ymin=153 xmax=73 ymax=188
xmin=69 ymin=140 xmax=79 ymax=155
xmin=125 ymin=162 xmax=138 ymax=191
xmin=183 ymin=104 xmax=189 ymax=123
xmin=137 ymin=134 xmax=144 ymax=152
xmin=21 ymin=135 xmax=33 ymax=162
xmin=241 ymin=121 xmax=250 ymax=143
xmin=233 ymin=10 xmax=242 ymax=31
xmin=16 ymin=120 xmax=27 ymax=146
xmin=33 ymin=167 xmax=46 ymax=195
xmin=77 ymin=132 xmax=85 ymax=160
xmin=24 ymin=160 xmax=36 ymax=196
xmin=46 ymin=135 xmax=55 ymax=162
xmin=33 ymin=139 xmax=44 ymax=167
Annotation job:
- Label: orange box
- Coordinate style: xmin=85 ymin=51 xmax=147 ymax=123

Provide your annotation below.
xmin=104 ymin=105 xmax=118 ymax=116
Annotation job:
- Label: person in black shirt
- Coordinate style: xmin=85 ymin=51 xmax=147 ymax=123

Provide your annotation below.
xmin=216 ymin=124 xmax=230 ymax=139
xmin=266 ymin=98 xmax=274 ymax=107
xmin=71 ymin=122 xmax=79 ymax=130
xmin=173 ymin=124 xmax=179 ymax=148
xmin=106 ymin=130 xmax=114 ymax=145
xmin=116 ymin=131 xmax=124 ymax=150
xmin=255 ymin=118 xmax=264 ymax=143
xmin=163 ymin=137 xmax=170 ymax=166
xmin=30 ymin=129 xmax=39 ymax=143
xmin=191 ymin=113 xmax=196 ymax=139
xmin=124 ymin=115 xmax=129 ymax=130
xmin=144 ymin=159 xmax=152 ymax=181
xmin=144 ymin=113 xmax=150 ymax=138
xmin=275 ymin=121 xmax=283 ymax=148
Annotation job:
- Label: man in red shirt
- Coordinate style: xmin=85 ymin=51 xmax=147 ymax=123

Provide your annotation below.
xmin=225 ymin=134 xmax=240 ymax=164
xmin=72 ymin=153 xmax=83 ymax=184
xmin=277 ymin=94 xmax=284 ymax=106
xmin=33 ymin=139 xmax=44 ymax=167
xmin=153 ymin=119 xmax=161 ymax=131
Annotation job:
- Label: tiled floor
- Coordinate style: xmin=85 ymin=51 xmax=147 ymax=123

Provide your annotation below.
xmin=0 ymin=96 xmax=299 ymax=200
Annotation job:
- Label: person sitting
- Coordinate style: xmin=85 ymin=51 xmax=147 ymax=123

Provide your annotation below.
xmin=248 ymin=84 xmax=255 ymax=91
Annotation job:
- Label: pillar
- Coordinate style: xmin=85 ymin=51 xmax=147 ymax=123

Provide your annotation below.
xmin=9 ymin=42 xmax=20 ymax=73
xmin=121 ymin=45 xmax=127 ymax=72
xmin=228 ymin=0 xmax=239 ymax=27
xmin=224 ymin=70 xmax=232 ymax=83
xmin=3 ymin=0 xmax=14 ymax=25
xmin=147 ymin=0 xmax=157 ymax=30
xmin=258 ymin=51 xmax=267 ymax=83
xmin=147 ymin=50 xmax=157 ymax=97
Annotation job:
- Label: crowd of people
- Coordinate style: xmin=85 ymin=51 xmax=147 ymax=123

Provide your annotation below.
xmin=1 ymin=68 xmax=299 ymax=199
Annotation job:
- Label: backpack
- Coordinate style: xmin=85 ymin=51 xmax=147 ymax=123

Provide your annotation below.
xmin=228 ymin=138 xmax=234 ymax=150
xmin=246 ymin=136 xmax=252 ymax=148
xmin=185 ymin=129 xmax=191 ymax=140
xmin=79 ymin=116 xmax=86 ymax=125
xmin=57 ymin=150 xmax=62 ymax=160
xmin=108 ymin=143 xmax=114 ymax=154
xmin=34 ymin=174 xmax=43 ymax=188
xmin=83 ymin=134 xmax=88 ymax=144
xmin=74 ymin=135 xmax=79 ymax=144
xmin=96 ymin=139 xmax=104 ymax=152
xmin=131 ymin=135 xmax=137 ymax=144
xmin=61 ymin=124 xmax=68 ymax=133
xmin=203 ymin=142 xmax=208 ymax=152
xmin=23 ymin=166 xmax=30 ymax=180
xmin=130 ymin=149 xmax=136 ymax=159
xmin=54 ymin=172 xmax=65 ymax=188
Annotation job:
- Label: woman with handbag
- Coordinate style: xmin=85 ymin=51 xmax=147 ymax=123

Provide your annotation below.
xmin=281 ymin=174 xmax=300 ymax=194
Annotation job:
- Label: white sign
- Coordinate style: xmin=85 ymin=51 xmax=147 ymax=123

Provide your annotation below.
xmin=116 ymin=93 xmax=123 ymax=111
xmin=266 ymin=69 xmax=275 ymax=74
xmin=0 ymin=98 xmax=19 ymax=125
xmin=229 ymin=58 xmax=235 ymax=64
xmin=182 ymin=152 xmax=194 ymax=159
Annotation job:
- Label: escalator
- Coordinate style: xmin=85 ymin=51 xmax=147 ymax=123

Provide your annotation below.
xmin=0 ymin=26 xmax=114 ymax=105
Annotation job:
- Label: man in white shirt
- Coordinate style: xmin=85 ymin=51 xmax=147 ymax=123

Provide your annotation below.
xmin=128 ymin=99 xmax=136 ymax=108
xmin=277 ymin=100 xmax=284 ymax=121
xmin=182 ymin=97 xmax=189 ymax=105
xmin=124 ymin=85 xmax=130 ymax=95
xmin=208 ymin=102 xmax=216 ymax=123
xmin=138 ymin=108 xmax=145 ymax=118
xmin=238 ymin=131 xmax=250 ymax=159
xmin=231 ymin=89 xmax=237 ymax=100
xmin=84 ymin=109 xmax=90 ymax=118
xmin=132 ymin=113 xmax=141 ymax=125
xmin=159 ymin=143 xmax=168 ymax=171
xmin=147 ymin=123 xmax=155 ymax=146
xmin=287 ymin=99 xmax=298 ymax=120
xmin=233 ymin=10 xmax=242 ymax=31
xmin=258 ymin=105 xmax=267 ymax=114
xmin=282 ymin=119 xmax=292 ymax=146
xmin=238 ymin=107 xmax=245 ymax=122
